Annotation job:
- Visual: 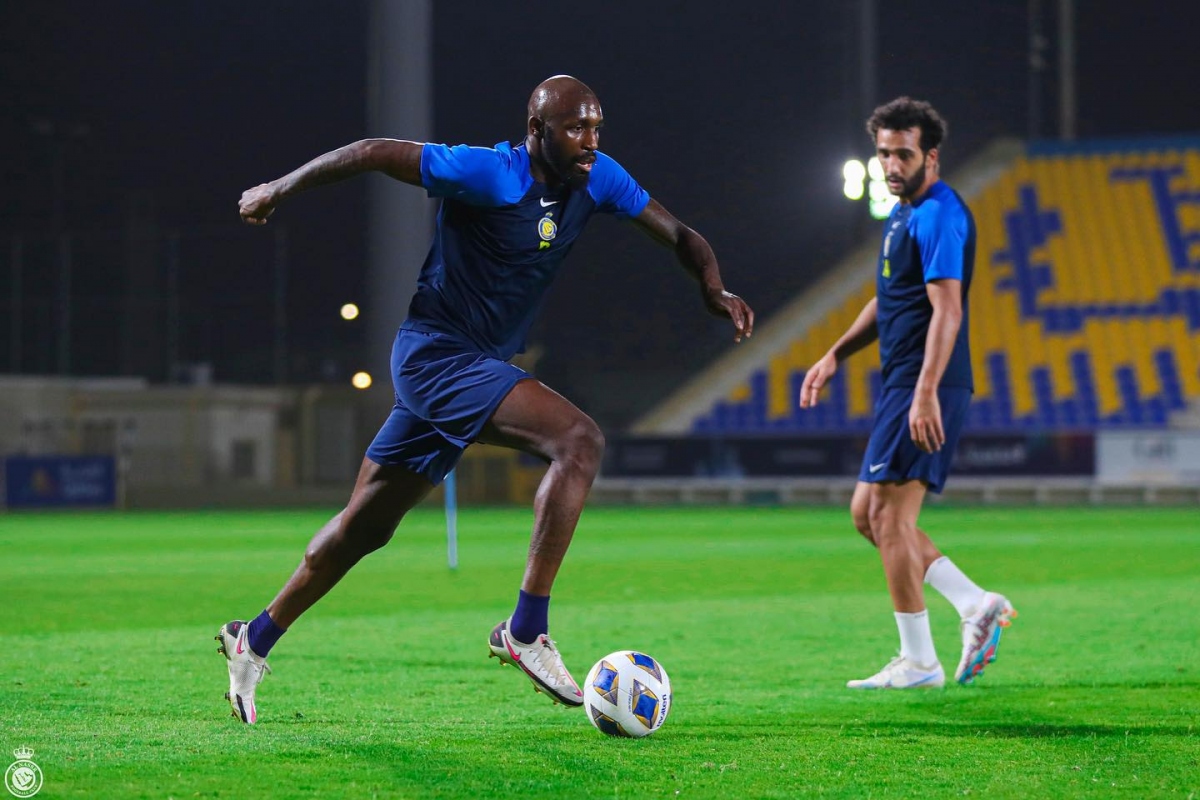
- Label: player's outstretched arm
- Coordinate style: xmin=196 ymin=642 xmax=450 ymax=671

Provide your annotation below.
xmin=631 ymin=199 xmax=754 ymax=342
xmin=799 ymin=298 xmax=878 ymax=409
xmin=239 ymin=139 xmax=424 ymax=225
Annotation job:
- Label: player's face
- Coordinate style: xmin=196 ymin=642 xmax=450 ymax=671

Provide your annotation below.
xmin=875 ymin=127 xmax=936 ymax=201
xmin=541 ymin=101 xmax=603 ymax=190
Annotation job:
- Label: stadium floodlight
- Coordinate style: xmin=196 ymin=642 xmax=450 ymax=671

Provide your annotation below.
xmin=866 ymin=157 xmax=899 ymax=219
xmin=843 ymin=159 xmax=866 ymax=200
xmin=351 ymin=371 xmax=372 ymax=389
xmin=340 ymin=303 xmax=360 ymax=321
xmin=867 ymin=156 xmax=884 ymax=181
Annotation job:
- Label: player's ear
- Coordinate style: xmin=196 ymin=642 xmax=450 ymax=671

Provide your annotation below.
xmin=529 ymin=116 xmax=545 ymax=139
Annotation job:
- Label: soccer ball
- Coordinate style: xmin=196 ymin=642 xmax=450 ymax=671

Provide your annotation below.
xmin=583 ymin=650 xmax=672 ymax=738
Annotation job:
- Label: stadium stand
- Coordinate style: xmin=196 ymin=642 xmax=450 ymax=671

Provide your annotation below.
xmin=638 ymin=137 xmax=1200 ymax=436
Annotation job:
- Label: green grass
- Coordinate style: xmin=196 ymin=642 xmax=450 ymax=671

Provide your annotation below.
xmin=1 ymin=506 xmax=1197 ymax=799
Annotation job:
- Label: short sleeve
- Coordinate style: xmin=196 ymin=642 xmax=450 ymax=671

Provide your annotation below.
xmin=913 ymin=200 xmax=967 ymax=282
xmin=586 ymin=152 xmax=651 ymax=219
xmin=420 ymin=143 xmax=528 ymax=206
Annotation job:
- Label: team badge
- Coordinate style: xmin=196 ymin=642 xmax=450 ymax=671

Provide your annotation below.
xmin=5 ymin=747 xmax=43 ymax=798
xmin=538 ymin=215 xmax=557 ymax=242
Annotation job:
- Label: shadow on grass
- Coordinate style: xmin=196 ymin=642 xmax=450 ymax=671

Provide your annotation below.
xmin=988 ymin=680 xmax=1198 ymax=690
xmin=659 ymin=719 xmax=1198 ymax=741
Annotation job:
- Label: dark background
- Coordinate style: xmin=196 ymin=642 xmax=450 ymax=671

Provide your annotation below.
xmin=2 ymin=1 xmax=1197 ymax=428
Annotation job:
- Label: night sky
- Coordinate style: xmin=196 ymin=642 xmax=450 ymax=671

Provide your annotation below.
xmin=2 ymin=1 xmax=1197 ymax=427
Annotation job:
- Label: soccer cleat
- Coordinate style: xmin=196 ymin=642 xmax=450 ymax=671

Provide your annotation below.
xmin=955 ymin=592 xmax=1017 ymax=685
xmin=488 ymin=620 xmax=584 ymax=707
xmin=846 ymin=655 xmax=945 ymax=689
xmin=216 ymin=620 xmax=271 ymax=724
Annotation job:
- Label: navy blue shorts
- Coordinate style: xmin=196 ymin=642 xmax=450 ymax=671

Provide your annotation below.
xmin=365 ymin=329 xmax=529 ymax=485
xmin=858 ymin=386 xmax=971 ymax=494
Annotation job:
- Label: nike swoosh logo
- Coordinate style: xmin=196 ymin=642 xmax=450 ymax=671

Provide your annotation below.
xmin=236 ymin=635 xmax=245 ymax=655
xmin=906 ymin=673 xmax=942 ymax=687
xmin=869 ymin=462 xmax=887 ymax=473
xmin=504 ymin=637 xmax=522 ymax=662
xmin=539 ymin=198 xmax=558 ymax=207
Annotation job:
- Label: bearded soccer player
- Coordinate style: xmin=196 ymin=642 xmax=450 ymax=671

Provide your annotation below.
xmin=800 ymin=97 xmax=1015 ymax=689
xmin=218 ymin=76 xmax=754 ymax=723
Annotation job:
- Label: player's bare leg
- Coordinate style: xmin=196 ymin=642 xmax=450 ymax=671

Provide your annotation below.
xmin=479 ymin=379 xmax=604 ymax=596
xmin=218 ymin=459 xmax=433 ymax=722
xmin=849 ymin=480 xmax=1015 ymax=685
xmin=479 ymin=378 xmax=602 ymax=706
xmin=850 ymin=480 xmax=941 ymax=562
xmin=868 ymin=479 xmax=933 ymax=612
xmin=267 ymin=459 xmax=435 ymax=628
xmin=847 ymin=480 xmax=945 ymax=689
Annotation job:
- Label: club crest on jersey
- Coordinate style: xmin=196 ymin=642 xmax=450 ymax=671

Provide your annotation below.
xmin=537 ymin=214 xmax=557 ymax=250
xmin=881 ymin=221 xmax=900 ymax=278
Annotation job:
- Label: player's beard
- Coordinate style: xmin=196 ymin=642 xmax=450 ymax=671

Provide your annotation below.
xmin=543 ymin=133 xmax=591 ymax=191
xmin=556 ymin=158 xmax=591 ymax=191
xmin=892 ymin=158 xmax=927 ymax=201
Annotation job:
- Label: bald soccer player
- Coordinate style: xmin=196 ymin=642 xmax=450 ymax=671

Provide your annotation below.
xmin=218 ymin=76 xmax=755 ymax=723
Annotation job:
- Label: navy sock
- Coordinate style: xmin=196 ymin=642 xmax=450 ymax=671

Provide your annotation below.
xmin=509 ymin=590 xmax=550 ymax=644
xmin=246 ymin=610 xmax=287 ymax=658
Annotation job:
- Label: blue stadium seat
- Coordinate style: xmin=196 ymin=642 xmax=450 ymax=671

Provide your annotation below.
xmin=1115 ymin=366 xmax=1144 ymax=425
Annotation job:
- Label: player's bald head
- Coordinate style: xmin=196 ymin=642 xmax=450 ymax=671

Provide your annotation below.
xmin=528 ymin=75 xmax=599 ymax=122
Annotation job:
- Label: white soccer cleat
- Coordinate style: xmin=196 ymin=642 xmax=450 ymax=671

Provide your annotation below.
xmin=216 ymin=620 xmax=271 ymax=724
xmin=846 ymin=655 xmax=945 ymax=689
xmin=488 ymin=620 xmax=583 ymax=707
xmin=956 ymin=592 xmax=1017 ymax=685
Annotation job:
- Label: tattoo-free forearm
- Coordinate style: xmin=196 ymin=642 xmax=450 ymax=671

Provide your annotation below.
xmin=272 ymin=139 xmax=422 ymax=199
xmin=831 ymin=298 xmax=879 ymax=362
xmin=674 ymin=226 xmax=724 ymax=293
xmin=915 ymin=304 xmax=962 ymax=395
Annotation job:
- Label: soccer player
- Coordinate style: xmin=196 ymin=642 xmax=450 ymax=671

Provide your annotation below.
xmin=218 ymin=76 xmax=754 ymax=723
xmin=799 ymin=97 xmax=1014 ymax=689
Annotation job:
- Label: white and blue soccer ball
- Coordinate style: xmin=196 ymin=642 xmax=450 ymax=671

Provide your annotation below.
xmin=583 ymin=650 xmax=671 ymax=738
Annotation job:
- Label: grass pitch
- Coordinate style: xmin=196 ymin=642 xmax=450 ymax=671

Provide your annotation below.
xmin=1 ymin=506 xmax=1197 ymax=798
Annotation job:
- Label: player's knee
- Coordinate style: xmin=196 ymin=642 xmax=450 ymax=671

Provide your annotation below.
xmin=850 ymin=506 xmax=874 ymax=542
xmin=558 ymin=418 xmax=605 ymax=475
xmin=866 ymin=503 xmax=916 ymax=543
xmin=307 ymin=514 xmax=395 ymax=567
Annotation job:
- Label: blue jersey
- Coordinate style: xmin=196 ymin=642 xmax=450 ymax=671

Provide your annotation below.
xmin=402 ymin=141 xmax=651 ymax=360
xmin=875 ymin=180 xmax=975 ymax=390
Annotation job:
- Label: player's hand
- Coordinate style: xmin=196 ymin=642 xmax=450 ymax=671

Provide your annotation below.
xmin=799 ymin=352 xmax=838 ymax=409
xmin=702 ymin=287 xmax=755 ymax=343
xmin=239 ymin=182 xmax=280 ymax=225
xmin=909 ymin=390 xmax=945 ymax=453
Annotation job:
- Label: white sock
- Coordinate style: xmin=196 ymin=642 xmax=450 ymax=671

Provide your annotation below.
xmin=894 ymin=610 xmax=938 ymax=667
xmin=925 ymin=556 xmax=986 ymax=619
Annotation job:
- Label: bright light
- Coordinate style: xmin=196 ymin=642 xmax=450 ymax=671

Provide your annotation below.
xmin=351 ymin=371 xmax=372 ymax=390
xmin=842 ymin=159 xmax=866 ymax=201
xmin=340 ymin=303 xmax=360 ymax=321
xmin=865 ymin=157 xmax=898 ymax=219
xmin=870 ymin=193 xmax=900 ymax=220
xmin=868 ymin=156 xmax=884 ymax=181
